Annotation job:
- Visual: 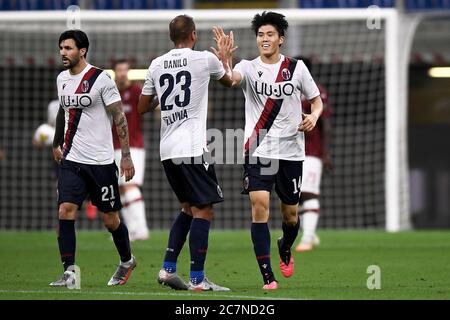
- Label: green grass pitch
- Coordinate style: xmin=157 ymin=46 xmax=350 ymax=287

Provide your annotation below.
xmin=0 ymin=230 xmax=449 ymax=300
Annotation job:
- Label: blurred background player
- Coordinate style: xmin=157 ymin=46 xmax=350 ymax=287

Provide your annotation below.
xmin=295 ymin=56 xmax=332 ymax=253
xmin=138 ymin=14 xmax=233 ymax=291
xmin=112 ymin=59 xmax=149 ymax=241
xmin=32 ymin=99 xmax=98 ymax=220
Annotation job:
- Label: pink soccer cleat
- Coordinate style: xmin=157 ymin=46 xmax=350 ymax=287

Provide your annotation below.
xmin=279 ymin=256 xmax=294 ymax=278
xmin=262 ymin=280 xmax=278 ymax=290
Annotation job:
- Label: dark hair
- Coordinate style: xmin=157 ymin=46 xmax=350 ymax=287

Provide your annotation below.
xmin=112 ymin=59 xmax=130 ymax=70
xmin=169 ymin=15 xmax=195 ymax=44
xmin=251 ymin=11 xmax=289 ymax=37
xmin=58 ymin=30 xmax=89 ymax=59
xmin=296 ymin=55 xmax=312 ymax=72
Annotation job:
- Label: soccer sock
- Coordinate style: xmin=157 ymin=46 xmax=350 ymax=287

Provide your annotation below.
xmin=57 ymin=219 xmax=76 ymax=271
xmin=123 ymin=187 xmax=149 ymax=240
xmin=110 ymin=222 xmax=132 ymax=263
xmin=279 ymin=218 xmax=300 ymax=265
xmin=302 ymin=211 xmax=319 ymax=240
xmin=163 ymin=211 xmax=193 ymax=273
xmin=251 ymin=223 xmax=275 ymax=285
xmin=189 ymin=218 xmax=210 ymax=285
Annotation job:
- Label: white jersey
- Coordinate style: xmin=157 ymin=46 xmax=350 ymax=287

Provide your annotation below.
xmin=234 ymin=55 xmax=320 ymax=161
xmin=57 ymin=63 xmax=121 ymax=165
xmin=142 ymin=48 xmax=225 ymax=161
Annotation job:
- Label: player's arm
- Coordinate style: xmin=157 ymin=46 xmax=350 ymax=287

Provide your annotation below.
xmin=52 ymin=105 xmax=65 ymax=163
xmin=106 ymin=101 xmax=135 ymax=182
xmin=299 ymin=95 xmax=323 ymax=132
xmin=212 ymin=26 xmax=241 ymax=87
xmin=137 ymin=94 xmax=159 ymax=114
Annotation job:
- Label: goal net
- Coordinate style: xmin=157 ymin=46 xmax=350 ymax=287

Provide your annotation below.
xmin=0 ymin=9 xmax=410 ymax=231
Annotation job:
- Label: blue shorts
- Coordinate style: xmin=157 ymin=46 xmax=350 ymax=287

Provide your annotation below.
xmin=57 ymin=159 xmax=122 ymax=213
xmin=242 ymin=156 xmax=303 ymax=205
xmin=162 ymin=155 xmax=224 ymax=207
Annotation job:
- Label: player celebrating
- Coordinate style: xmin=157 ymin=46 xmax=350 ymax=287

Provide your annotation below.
xmin=50 ymin=30 xmax=137 ymax=287
xmin=112 ymin=59 xmax=150 ymax=242
xmin=295 ymin=57 xmax=332 ymax=253
xmin=138 ymin=15 xmax=233 ymax=291
xmin=213 ymin=11 xmax=323 ymax=289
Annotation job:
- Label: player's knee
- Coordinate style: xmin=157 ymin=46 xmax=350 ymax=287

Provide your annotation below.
xmin=58 ymin=203 xmax=77 ymax=220
xmin=281 ymin=204 xmax=298 ymax=224
xmin=191 ymin=204 xmax=213 ymax=220
xmin=102 ymin=212 xmax=120 ymax=231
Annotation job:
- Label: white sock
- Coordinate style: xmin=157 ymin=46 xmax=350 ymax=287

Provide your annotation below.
xmin=302 ymin=212 xmax=319 ymax=241
xmin=300 ymin=198 xmax=320 ymax=242
xmin=123 ymin=187 xmax=149 ymax=239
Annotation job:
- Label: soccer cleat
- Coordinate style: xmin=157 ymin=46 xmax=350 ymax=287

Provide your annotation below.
xmin=188 ymin=277 xmax=231 ymax=292
xmin=278 ymin=238 xmax=294 ymax=278
xmin=262 ymin=280 xmax=278 ymax=290
xmin=295 ymin=234 xmax=320 ymax=253
xmin=107 ymin=255 xmax=137 ymax=286
xmin=295 ymin=242 xmax=314 ymax=252
xmin=49 ymin=270 xmax=76 ymax=287
xmin=313 ymin=234 xmax=321 ymax=246
xmin=157 ymin=269 xmax=188 ymax=290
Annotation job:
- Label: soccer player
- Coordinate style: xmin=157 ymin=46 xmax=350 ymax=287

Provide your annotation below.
xmin=295 ymin=57 xmax=332 ymax=253
xmin=50 ymin=30 xmax=137 ymax=287
xmin=112 ymin=59 xmax=150 ymax=241
xmin=32 ymin=99 xmax=99 ymax=220
xmin=138 ymin=15 xmax=233 ymax=291
xmin=213 ymin=11 xmax=323 ymax=289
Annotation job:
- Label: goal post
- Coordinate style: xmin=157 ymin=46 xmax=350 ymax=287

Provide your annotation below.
xmin=0 ymin=8 xmax=414 ymax=231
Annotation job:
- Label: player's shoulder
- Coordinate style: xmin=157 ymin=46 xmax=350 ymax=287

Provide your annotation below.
xmin=234 ymin=58 xmax=253 ymax=69
xmin=56 ymin=69 xmax=70 ymax=82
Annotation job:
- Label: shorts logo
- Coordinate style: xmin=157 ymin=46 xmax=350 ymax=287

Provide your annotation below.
xmin=81 ymin=80 xmax=89 ymax=93
xmin=243 ymin=176 xmax=249 ymax=191
xmin=282 ymin=68 xmax=291 ymax=81
xmin=203 ymin=161 xmax=210 ymax=171
xmin=217 ymin=185 xmax=223 ymax=198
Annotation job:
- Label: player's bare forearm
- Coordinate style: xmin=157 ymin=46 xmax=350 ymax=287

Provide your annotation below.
xmin=299 ymin=95 xmax=323 ymax=132
xmin=137 ymin=94 xmax=157 ymax=114
xmin=52 ymin=106 xmax=65 ymax=148
xmin=310 ymin=95 xmax=323 ymax=120
xmin=108 ymin=101 xmax=131 ymax=156
xmin=107 ymin=101 xmax=135 ymax=181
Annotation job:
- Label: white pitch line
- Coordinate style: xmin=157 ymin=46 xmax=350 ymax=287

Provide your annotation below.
xmin=0 ymin=289 xmax=302 ymax=300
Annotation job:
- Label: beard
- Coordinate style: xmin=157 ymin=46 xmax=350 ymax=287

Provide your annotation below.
xmin=63 ymin=55 xmax=80 ymax=69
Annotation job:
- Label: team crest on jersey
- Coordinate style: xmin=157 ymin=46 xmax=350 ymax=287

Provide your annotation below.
xmin=81 ymin=80 xmax=90 ymax=93
xmin=217 ymin=185 xmax=223 ymax=198
xmin=281 ymin=68 xmax=291 ymax=81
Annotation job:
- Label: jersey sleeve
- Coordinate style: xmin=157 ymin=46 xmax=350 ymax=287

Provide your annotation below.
xmin=298 ymin=60 xmax=320 ymax=100
xmin=206 ymin=51 xmax=226 ymax=80
xmin=141 ymin=63 xmax=156 ymax=96
xmin=232 ymin=60 xmax=247 ymax=88
xmin=100 ymin=72 xmax=121 ymax=107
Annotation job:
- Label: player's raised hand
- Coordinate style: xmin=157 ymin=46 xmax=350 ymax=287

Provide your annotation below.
xmin=52 ymin=146 xmax=63 ymax=164
xmin=120 ymin=154 xmax=135 ymax=182
xmin=211 ymin=26 xmax=238 ymax=62
xmin=298 ymin=113 xmax=318 ymax=132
